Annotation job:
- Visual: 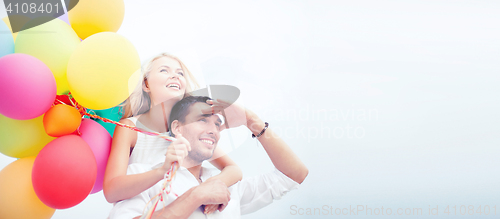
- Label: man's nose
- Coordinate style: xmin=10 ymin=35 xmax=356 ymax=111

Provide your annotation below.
xmin=206 ymin=122 xmax=219 ymax=135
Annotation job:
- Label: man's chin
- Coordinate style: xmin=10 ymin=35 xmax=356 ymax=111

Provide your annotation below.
xmin=189 ymin=151 xmax=215 ymax=163
xmin=202 ymin=151 xmax=216 ymax=162
xmin=204 ymin=152 xmax=215 ymax=161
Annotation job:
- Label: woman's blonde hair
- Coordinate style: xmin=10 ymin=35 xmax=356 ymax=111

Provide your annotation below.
xmin=120 ymin=53 xmax=200 ymax=119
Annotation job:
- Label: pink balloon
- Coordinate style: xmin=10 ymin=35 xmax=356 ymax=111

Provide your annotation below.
xmin=0 ymin=54 xmax=56 ymax=120
xmin=79 ymin=118 xmax=112 ymax=194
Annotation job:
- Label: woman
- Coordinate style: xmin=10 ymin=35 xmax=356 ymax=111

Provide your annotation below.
xmin=103 ymin=53 xmax=242 ymax=214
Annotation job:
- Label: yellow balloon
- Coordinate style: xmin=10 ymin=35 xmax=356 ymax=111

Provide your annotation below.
xmin=15 ymin=18 xmax=80 ymax=95
xmin=68 ymin=0 xmax=125 ymax=39
xmin=67 ymin=32 xmax=141 ymax=110
xmin=0 ymin=157 xmax=56 ymax=219
xmin=0 ymin=115 xmax=56 ymax=158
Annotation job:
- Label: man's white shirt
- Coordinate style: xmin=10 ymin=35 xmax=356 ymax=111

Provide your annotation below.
xmin=109 ymin=163 xmax=299 ymax=219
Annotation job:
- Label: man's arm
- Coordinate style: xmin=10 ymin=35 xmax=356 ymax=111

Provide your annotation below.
xmin=131 ymin=179 xmax=231 ymax=219
xmin=206 ymin=99 xmax=309 ymax=184
xmin=234 ymin=112 xmax=309 ymax=215
xmin=246 ymin=112 xmax=309 ymax=184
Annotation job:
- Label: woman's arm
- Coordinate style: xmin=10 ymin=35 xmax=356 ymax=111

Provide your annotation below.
xmin=131 ymin=179 xmax=231 ymax=219
xmin=207 ymin=147 xmax=242 ymax=187
xmin=202 ymin=147 xmax=242 ymax=214
xmin=103 ymin=119 xmax=165 ymax=203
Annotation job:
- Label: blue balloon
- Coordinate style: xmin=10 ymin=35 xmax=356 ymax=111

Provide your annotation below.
xmin=0 ymin=20 xmax=14 ymax=57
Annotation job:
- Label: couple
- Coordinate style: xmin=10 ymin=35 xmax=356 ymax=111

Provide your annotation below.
xmin=104 ymin=53 xmax=308 ymax=218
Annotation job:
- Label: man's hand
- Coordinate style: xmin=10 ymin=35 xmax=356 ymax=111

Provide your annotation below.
xmin=204 ymin=99 xmax=254 ymax=131
xmin=194 ymin=179 xmax=231 ymax=212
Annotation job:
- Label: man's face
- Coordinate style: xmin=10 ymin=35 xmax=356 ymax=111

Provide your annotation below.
xmin=177 ymin=102 xmax=222 ymax=163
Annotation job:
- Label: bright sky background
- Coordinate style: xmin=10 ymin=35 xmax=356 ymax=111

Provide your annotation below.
xmin=1 ymin=0 xmax=500 ymax=218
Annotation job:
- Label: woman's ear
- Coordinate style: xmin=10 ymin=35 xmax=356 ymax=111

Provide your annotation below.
xmin=171 ymin=120 xmax=182 ymax=136
xmin=142 ymin=78 xmax=150 ymax=92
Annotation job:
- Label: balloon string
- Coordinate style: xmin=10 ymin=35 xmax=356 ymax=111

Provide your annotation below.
xmin=61 ymin=94 xmax=179 ymax=218
xmin=55 ymin=94 xmax=174 ymax=141
xmin=55 ymin=99 xmax=66 ymax=105
xmin=68 ymin=95 xmax=76 ymax=106
xmin=83 ymin=108 xmax=180 ymax=218
xmin=141 ymin=162 xmax=179 ymax=219
xmin=81 ymin=111 xmax=175 ymax=142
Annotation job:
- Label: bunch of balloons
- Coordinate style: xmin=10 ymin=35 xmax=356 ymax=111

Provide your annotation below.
xmin=0 ymin=0 xmax=141 ymax=218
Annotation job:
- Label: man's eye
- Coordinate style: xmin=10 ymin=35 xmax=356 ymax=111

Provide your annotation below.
xmin=199 ymin=118 xmax=207 ymax=122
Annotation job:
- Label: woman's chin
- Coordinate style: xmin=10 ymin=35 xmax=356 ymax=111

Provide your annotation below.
xmin=157 ymin=95 xmax=184 ymax=104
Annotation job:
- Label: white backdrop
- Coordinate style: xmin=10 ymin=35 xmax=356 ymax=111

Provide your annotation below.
xmin=1 ymin=0 xmax=500 ymax=218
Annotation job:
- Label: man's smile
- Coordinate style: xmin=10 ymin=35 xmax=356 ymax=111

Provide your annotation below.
xmin=200 ymin=137 xmax=215 ymax=148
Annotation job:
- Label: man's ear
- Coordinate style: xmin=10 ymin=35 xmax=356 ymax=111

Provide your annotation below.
xmin=171 ymin=120 xmax=182 ymax=136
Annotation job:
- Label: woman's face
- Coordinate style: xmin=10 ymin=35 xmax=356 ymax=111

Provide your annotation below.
xmin=145 ymin=57 xmax=187 ymax=105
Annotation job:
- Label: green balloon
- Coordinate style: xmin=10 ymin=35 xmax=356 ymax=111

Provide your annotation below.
xmin=15 ymin=18 xmax=80 ymax=94
xmin=89 ymin=106 xmax=123 ymax=137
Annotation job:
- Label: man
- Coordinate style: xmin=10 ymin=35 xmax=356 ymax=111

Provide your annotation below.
xmin=109 ymin=96 xmax=308 ymax=218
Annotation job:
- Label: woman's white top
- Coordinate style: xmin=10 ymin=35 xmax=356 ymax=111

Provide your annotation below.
xmin=125 ymin=117 xmax=171 ymax=165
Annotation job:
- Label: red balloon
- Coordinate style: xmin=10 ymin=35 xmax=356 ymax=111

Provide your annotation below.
xmin=53 ymin=94 xmax=75 ymax=106
xmin=32 ymin=135 xmax=97 ymax=209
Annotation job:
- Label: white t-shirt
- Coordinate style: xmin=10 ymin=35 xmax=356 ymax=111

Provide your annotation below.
xmin=125 ymin=117 xmax=171 ymax=165
xmin=109 ymin=164 xmax=299 ymax=219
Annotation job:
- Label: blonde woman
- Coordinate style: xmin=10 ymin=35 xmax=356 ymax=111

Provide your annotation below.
xmin=103 ymin=53 xmax=242 ymax=214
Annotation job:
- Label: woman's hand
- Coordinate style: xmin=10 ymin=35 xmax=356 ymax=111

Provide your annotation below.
xmin=158 ymin=134 xmax=191 ymax=173
xmin=202 ymin=177 xmax=230 ymax=215
xmin=203 ymin=203 xmax=219 ymax=215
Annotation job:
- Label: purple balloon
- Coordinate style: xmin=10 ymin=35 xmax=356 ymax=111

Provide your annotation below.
xmin=0 ymin=54 xmax=56 ymax=120
xmin=58 ymin=13 xmax=70 ymax=26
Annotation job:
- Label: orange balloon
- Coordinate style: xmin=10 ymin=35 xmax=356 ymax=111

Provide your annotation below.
xmin=43 ymin=104 xmax=82 ymax=137
xmin=0 ymin=157 xmax=55 ymax=219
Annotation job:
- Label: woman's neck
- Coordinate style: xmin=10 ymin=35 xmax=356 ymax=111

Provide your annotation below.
xmin=139 ymin=99 xmax=178 ymax=133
